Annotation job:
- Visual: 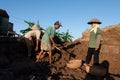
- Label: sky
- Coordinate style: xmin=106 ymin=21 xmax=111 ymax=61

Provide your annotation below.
xmin=0 ymin=0 xmax=120 ymax=40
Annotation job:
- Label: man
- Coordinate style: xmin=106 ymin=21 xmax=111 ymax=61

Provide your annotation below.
xmin=36 ymin=21 xmax=62 ymax=63
xmin=24 ymin=24 xmax=41 ymax=56
xmin=84 ymin=18 xmax=102 ymax=66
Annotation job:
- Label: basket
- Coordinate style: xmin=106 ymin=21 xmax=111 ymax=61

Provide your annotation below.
xmin=66 ymin=59 xmax=82 ymax=68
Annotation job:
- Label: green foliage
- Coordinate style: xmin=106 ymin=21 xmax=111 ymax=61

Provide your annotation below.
xmin=56 ymin=30 xmax=74 ymax=43
xmin=20 ymin=20 xmax=41 ymax=35
xmin=24 ymin=20 xmax=35 ymax=27
xmin=36 ymin=20 xmax=40 ymax=27
xmin=20 ymin=28 xmax=32 ymax=35
xmin=20 ymin=20 xmax=73 ymax=43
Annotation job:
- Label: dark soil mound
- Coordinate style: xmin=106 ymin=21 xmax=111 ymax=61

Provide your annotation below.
xmin=0 ymin=24 xmax=120 ymax=80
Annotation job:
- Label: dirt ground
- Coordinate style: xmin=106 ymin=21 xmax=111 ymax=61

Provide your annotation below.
xmin=0 ymin=24 xmax=120 ymax=80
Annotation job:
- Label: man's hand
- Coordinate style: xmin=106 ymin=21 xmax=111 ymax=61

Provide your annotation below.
xmin=35 ymin=39 xmax=40 ymax=51
xmin=95 ymin=47 xmax=99 ymax=51
xmin=35 ymin=47 xmax=38 ymax=51
xmin=52 ymin=43 xmax=56 ymax=48
xmin=50 ymin=37 xmax=56 ymax=48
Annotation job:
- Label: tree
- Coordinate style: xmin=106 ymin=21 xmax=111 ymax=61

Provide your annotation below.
xmin=56 ymin=30 xmax=74 ymax=43
xmin=20 ymin=20 xmax=42 ymax=35
xmin=20 ymin=21 xmax=73 ymax=43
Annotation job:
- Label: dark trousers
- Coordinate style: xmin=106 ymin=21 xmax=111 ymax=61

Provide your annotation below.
xmin=85 ymin=48 xmax=100 ymax=65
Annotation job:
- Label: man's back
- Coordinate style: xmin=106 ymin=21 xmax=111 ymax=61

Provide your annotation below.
xmin=24 ymin=30 xmax=41 ymax=40
xmin=42 ymin=26 xmax=55 ymax=44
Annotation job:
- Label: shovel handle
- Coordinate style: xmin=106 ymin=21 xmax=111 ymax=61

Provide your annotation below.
xmin=55 ymin=46 xmax=61 ymax=51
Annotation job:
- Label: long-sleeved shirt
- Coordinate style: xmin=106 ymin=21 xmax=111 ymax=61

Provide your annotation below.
xmin=42 ymin=26 xmax=55 ymax=44
xmin=24 ymin=30 xmax=41 ymax=40
xmin=89 ymin=28 xmax=101 ymax=48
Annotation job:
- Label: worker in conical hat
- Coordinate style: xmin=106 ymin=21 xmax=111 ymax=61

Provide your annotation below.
xmin=85 ymin=18 xmax=102 ymax=66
